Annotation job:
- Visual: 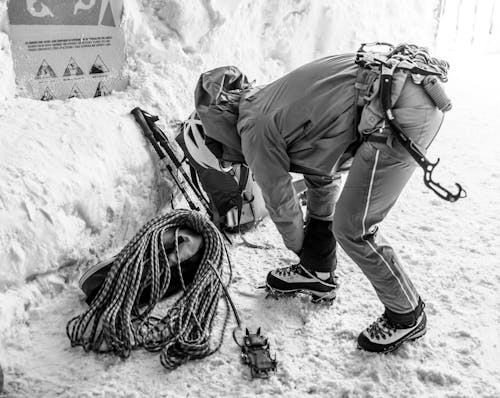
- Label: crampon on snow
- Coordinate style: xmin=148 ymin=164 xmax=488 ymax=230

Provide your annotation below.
xmin=238 ymin=328 xmax=277 ymax=379
xmin=262 ymin=284 xmax=337 ymax=305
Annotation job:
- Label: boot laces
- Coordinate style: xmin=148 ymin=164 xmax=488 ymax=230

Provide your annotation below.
xmin=274 ymin=263 xmax=303 ymax=277
xmin=366 ymin=315 xmax=397 ymax=340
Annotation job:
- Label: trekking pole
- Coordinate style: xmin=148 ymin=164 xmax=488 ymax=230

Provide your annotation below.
xmin=131 ymin=107 xmax=234 ymax=244
xmin=141 ymin=109 xmax=209 ymax=202
xmin=131 ymin=108 xmax=213 ymax=214
xmin=131 ymin=108 xmax=205 ymax=213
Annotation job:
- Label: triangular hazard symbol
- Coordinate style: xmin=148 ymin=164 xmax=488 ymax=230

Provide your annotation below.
xmin=40 ymin=87 xmax=55 ymax=101
xmin=36 ymin=59 xmax=57 ymax=79
xmin=63 ymin=57 xmax=84 ymax=77
xmin=68 ymin=84 xmax=84 ymax=99
xmin=94 ymin=81 xmax=111 ymax=97
xmin=89 ymin=55 xmax=109 ymax=74
xmin=100 ymin=2 xmax=115 ymax=27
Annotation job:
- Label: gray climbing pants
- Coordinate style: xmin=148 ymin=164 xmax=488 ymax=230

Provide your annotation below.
xmin=333 ymin=79 xmax=444 ymax=314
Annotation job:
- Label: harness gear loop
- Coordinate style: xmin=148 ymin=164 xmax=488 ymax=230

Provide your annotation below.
xmin=361 ymin=121 xmax=394 ymax=147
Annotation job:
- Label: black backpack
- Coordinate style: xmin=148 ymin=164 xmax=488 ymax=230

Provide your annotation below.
xmin=175 ymin=111 xmax=268 ymax=230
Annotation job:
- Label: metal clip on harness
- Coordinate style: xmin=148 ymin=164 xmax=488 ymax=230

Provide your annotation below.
xmin=379 ymin=63 xmax=467 ymax=202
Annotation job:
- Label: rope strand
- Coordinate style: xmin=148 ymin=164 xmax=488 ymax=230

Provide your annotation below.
xmin=66 ymin=209 xmax=233 ymax=369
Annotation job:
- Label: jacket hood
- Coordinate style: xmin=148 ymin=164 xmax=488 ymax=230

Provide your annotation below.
xmin=194 ymin=66 xmax=252 ymax=162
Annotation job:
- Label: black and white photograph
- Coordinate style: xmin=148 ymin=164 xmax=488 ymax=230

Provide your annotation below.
xmin=0 ymin=0 xmax=498 ymax=397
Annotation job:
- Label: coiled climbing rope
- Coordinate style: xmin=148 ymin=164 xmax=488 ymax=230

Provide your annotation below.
xmin=66 ymin=209 xmax=233 ymax=369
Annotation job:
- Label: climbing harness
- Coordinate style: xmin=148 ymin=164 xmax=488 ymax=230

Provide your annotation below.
xmin=355 ymin=42 xmax=467 ymax=202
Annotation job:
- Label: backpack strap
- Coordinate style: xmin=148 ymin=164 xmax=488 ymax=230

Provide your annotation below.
xmin=188 ymin=164 xmax=203 ymax=197
xmin=354 ymin=67 xmax=380 ymax=109
xmin=235 ymin=165 xmax=251 ymax=227
xmin=238 ymin=165 xmax=249 ymax=192
xmin=353 ymin=66 xmax=380 ymax=131
xmin=238 ymin=165 xmax=251 ymax=200
xmin=340 ymin=62 xmax=381 ymax=169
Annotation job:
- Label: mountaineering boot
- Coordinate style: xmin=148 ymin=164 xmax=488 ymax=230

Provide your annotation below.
xmin=266 ymin=263 xmax=337 ymax=303
xmin=357 ymin=311 xmax=427 ymax=353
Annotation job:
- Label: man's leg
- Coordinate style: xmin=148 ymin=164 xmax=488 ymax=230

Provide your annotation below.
xmin=264 ymin=173 xmax=340 ymax=301
xmin=300 ymin=173 xmax=342 ymax=274
xmin=333 ymin=143 xmax=421 ymax=314
xmin=334 ymin=142 xmax=428 ymax=352
xmin=334 ymin=79 xmax=443 ymax=351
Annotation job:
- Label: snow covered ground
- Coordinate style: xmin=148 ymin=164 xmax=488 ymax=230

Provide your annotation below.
xmin=1 ymin=0 xmax=500 ymax=397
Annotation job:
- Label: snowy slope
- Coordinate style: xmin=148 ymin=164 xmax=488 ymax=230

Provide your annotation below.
xmin=1 ymin=0 xmax=499 ymax=397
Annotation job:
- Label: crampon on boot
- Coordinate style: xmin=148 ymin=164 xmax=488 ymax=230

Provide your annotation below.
xmin=357 ymin=311 xmax=427 ymax=353
xmin=265 ymin=263 xmax=337 ymax=304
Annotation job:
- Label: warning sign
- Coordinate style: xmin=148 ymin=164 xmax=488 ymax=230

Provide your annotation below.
xmin=100 ymin=2 xmax=116 ymax=27
xmin=94 ymin=81 xmax=110 ymax=97
xmin=8 ymin=0 xmax=128 ymax=100
xmin=40 ymin=86 xmax=55 ymax=101
xmin=89 ymin=55 xmax=109 ymax=74
xmin=63 ymin=57 xmax=84 ymax=77
xmin=68 ymin=84 xmax=84 ymax=99
xmin=35 ymin=59 xmax=57 ymax=79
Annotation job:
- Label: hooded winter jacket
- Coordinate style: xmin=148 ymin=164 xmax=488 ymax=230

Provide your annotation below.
xmin=194 ymin=54 xmax=407 ymax=252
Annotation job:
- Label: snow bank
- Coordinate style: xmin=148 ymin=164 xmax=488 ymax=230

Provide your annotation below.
xmin=0 ymin=97 xmax=159 ymax=288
